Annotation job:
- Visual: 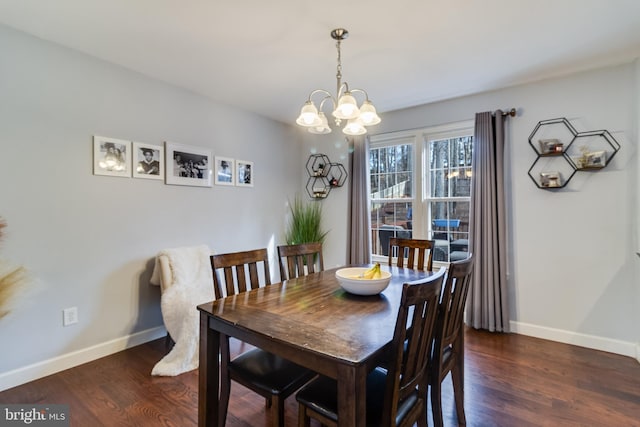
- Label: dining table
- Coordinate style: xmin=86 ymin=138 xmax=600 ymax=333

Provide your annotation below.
xmin=197 ymin=264 xmax=433 ymax=427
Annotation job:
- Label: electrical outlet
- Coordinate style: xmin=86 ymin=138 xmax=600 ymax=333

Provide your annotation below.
xmin=63 ymin=307 xmax=78 ymax=326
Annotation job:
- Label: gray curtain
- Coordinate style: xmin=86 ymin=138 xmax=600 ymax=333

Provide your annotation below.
xmin=347 ymin=135 xmax=372 ymax=264
xmin=467 ymin=111 xmax=510 ymax=332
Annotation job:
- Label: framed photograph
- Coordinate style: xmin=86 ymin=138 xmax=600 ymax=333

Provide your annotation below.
xmin=538 ymin=139 xmax=564 ymax=154
xmin=165 ymin=142 xmax=212 ymax=187
xmin=236 ymin=160 xmax=253 ymax=187
xmin=584 ymin=150 xmax=606 ymax=168
xmin=132 ymin=142 xmax=164 ymax=180
xmin=93 ymin=135 xmax=131 ymax=177
xmin=214 ymin=156 xmax=235 ymax=186
xmin=540 ymin=171 xmax=561 ymax=188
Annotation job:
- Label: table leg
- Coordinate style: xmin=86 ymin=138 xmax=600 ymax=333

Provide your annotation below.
xmin=199 ymin=312 xmax=220 ymax=427
xmin=336 ymin=364 xmax=367 ymax=427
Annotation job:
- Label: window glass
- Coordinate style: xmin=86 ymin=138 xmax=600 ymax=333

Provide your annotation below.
xmin=369 ymin=143 xmax=414 ymax=256
xmin=427 ymin=135 xmax=473 ymax=262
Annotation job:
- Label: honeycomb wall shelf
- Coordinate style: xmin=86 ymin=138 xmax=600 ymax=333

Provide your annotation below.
xmin=527 ymin=118 xmax=620 ymax=190
xmin=305 ymin=154 xmax=348 ymax=199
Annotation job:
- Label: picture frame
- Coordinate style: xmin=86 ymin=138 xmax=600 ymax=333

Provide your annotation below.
xmin=165 ymin=142 xmax=212 ymax=187
xmin=236 ymin=160 xmax=253 ymax=187
xmin=93 ymin=135 xmax=131 ymax=177
xmin=538 ymin=138 xmax=564 ymax=154
xmin=540 ymin=171 xmax=561 ymax=188
xmin=584 ymin=150 xmax=606 ymax=168
xmin=214 ymin=156 xmax=235 ymax=186
xmin=132 ymin=142 xmax=164 ymax=180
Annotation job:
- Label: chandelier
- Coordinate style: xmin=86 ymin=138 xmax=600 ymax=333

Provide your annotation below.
xmin=296 ymin=28 xmax=381 ymax=135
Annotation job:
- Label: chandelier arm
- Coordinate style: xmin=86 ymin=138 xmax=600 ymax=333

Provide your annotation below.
xmin=307 ymin=89 xmax=334 ymax=102
xmin=347 ymin=88 xmax=371 ymax=102
xmin=318 ymin=95 xmax=336 ymax=112
xmin=336 ymin=82 xmax=350 ymax=98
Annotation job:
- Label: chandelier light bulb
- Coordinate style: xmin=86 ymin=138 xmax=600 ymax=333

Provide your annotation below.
xmin=296 ymin=101 xmax=320 ymax=126
xmin=359 ymin=100 xmax=381 ymax=125
xmin=342 ymin=118 xmax=367 ymax=136
xmin=333 ymin=92 xmax=360 ymax=120
xmin=308 ymin=112 xmax=332 ymax=134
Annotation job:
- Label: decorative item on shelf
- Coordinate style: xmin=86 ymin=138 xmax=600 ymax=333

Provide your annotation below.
xmin=312 ymin=189 xmax=329 ymax=199
xmin=540 ymin=171 xmax=561 ymax=188
xmin=538 ymin=139 xmax=564 ymax=155
xmin=576 ymin=146 xmax=606 ymax=169
xmin=295 ymin=28 xmax=381 ymax=136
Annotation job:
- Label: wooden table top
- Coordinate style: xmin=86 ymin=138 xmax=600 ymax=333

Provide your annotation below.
xmin=197 ymin=265 xmax=432 ymax=368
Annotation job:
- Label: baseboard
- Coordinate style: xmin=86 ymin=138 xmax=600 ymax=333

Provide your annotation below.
xmin=510 ymin=321 xmax=637 ymax=359
xmin=0 ymin=326 xmax=166 ymax=392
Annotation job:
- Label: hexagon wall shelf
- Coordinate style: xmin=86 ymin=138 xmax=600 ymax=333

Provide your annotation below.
xmin=305 ymin=154 xmax=348 ymax=199
xmin=527 ymin=118 xmax=620 ymax=189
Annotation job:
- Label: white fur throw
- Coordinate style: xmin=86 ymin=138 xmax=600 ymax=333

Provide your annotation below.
xmin=151 ymin=245 xmax=214 ymax=376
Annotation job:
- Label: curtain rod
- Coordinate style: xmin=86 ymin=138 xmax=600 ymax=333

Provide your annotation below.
xmin=494 ymin=108 xmax=517 ymax=117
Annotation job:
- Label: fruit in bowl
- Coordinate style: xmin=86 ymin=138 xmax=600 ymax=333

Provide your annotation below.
xmin=335 ymin=264 xmax=392 ymax=295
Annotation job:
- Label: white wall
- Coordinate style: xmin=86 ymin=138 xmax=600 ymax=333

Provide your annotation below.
xmin=0 ymin=24 xmax=302 ymax=389
xmin=337 ymin=63 xmax=639 ymax=357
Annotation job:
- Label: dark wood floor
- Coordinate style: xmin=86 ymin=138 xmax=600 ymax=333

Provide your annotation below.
xmin=1 ymin=327 xmax=639 ymax=426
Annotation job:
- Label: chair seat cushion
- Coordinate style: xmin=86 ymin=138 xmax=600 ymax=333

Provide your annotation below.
xmin=296 ymin=367 xmax=418 ymax=426
xmin=229 ymin=348 xmax=315 ymax=395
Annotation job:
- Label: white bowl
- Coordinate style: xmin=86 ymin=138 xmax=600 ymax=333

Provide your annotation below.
xmin=335 ymin=267 xmax=392 ymax=296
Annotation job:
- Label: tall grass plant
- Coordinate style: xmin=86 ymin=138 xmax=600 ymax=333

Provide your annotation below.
xmin=285 ymin=197 xmax=328 ymax=245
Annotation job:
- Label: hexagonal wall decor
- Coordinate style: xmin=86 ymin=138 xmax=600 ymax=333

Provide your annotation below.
xmin=305 ymin=154 xmax=348 ymax=199
xmin=527 ymin=118 xmax=620 ymax=189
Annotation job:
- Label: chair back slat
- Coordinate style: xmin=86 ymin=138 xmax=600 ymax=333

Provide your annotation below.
xmin=388 ymin=237 xmax=435 ymax=271
xmin=439 ymin=254 xmax=474 ymax=345
xmin=210 ymin=248 xmax=270 ymax=298
xmin=277 ymin=243 xmax=324 ymax=280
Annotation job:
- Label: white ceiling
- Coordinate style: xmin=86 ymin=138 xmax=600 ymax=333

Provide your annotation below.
xmin=2 ymin=0 xmax=640 ymax=125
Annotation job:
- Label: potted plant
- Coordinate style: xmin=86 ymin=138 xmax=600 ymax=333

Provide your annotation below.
xmin=285 ymin=196 xmax=328 ymax=245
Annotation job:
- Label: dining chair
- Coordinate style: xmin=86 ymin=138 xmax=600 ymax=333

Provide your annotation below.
xmin=430 ymin=254 xmax=474 ymax=427
xmin=277 ymin=242 xmax=324 ymax=281
xmin=388 ymin=237 xmax=436 ymax=271
xmin=211 ymin=248 xmax=316 ymax=427
xmin=295 ymin=268 xmax=446 ymax=427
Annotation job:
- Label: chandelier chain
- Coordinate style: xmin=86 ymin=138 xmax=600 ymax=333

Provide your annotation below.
xmin=335 ymin=39 xmax=342 ymax=96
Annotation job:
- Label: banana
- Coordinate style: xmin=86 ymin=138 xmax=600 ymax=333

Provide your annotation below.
xmin=361 ymin=263 xmax=380 ymax=279
xmin=348 ymin=263 xmax=383 ymax=280
xmin=373 ymin=267 xmax=382 ymax=279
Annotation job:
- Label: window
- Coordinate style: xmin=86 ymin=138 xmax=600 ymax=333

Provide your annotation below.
xmin=369 ymin=121 xmax=474 ymax=264
xmin=426 ymin=134 xmax=473 ymax=262
xmin=369 ymin=137 xmax=415 ymax=257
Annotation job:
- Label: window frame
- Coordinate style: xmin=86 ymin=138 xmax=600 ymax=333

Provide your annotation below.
xmin=369 ymin=120 xmax=474 ymax=267
xmin=369 ymin=132 xmax=419 ymax=263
